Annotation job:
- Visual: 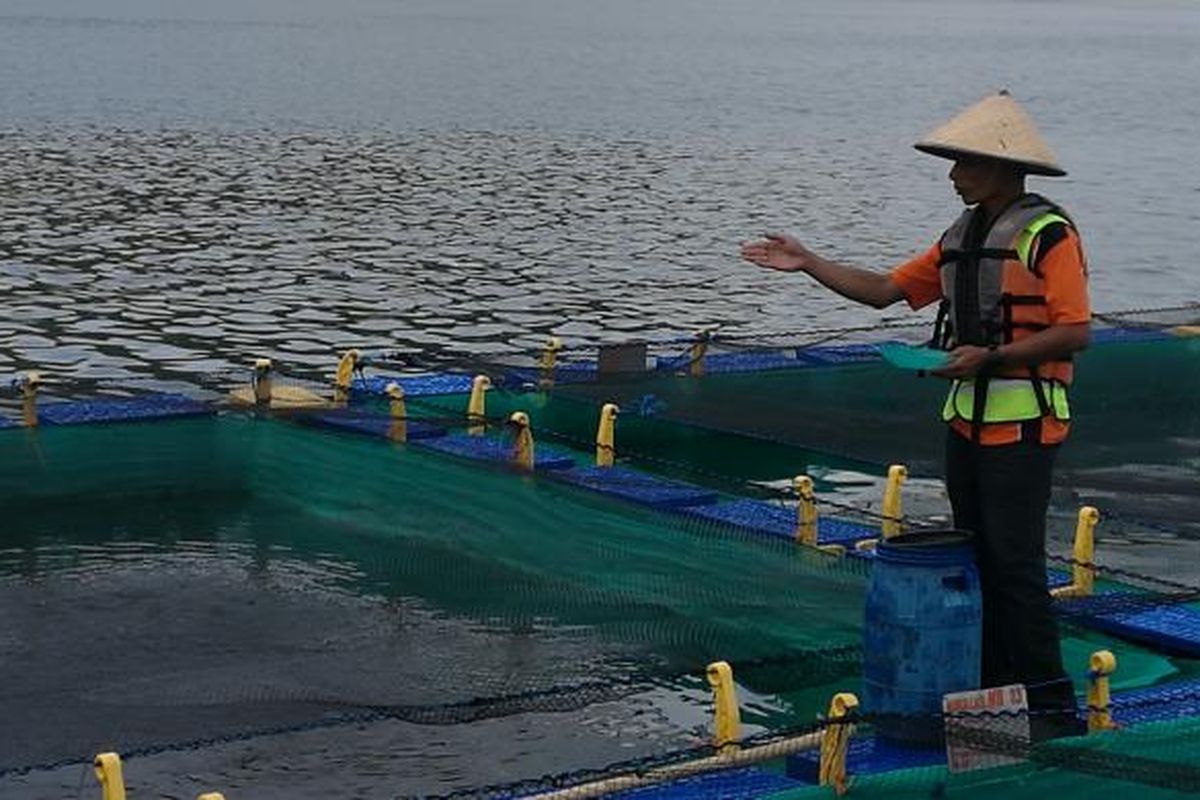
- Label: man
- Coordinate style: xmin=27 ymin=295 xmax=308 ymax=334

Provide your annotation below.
xmin=741 ymin=91 xmax=1089 ymax=736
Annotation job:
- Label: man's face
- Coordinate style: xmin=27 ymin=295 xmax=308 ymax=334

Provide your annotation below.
xmin=948 ymin=156 xmax=1007 ymax=205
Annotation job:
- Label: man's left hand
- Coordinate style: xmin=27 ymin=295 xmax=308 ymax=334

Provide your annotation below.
xmin=933 ymin=345 xmax=995 ymax=379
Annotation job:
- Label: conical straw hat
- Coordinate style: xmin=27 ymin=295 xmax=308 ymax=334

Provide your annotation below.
xmin=914 ymin=90 xmax=1066 ymax=177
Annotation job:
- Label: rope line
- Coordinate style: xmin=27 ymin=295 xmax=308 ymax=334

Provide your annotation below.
xmin=5 ymin=647 xmax=1200 ymax=790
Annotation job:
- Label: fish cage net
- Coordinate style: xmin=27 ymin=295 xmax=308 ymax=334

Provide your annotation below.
xmin=0 ymin=413 xmax=873 ymax=791
xmin=362 ymin=304 xmax=1200 ymax=536
xmin=1 ymin=307 xmax=1198 ymax=797
xmin=1 ymin=405 xmax=1199 ymax=798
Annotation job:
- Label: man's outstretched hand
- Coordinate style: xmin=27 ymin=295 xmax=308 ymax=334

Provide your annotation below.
xmin=740 ymin=234 xmax=815 ymax=273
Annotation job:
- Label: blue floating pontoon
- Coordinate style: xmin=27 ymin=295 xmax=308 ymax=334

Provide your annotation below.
xmin=657 ymin=351 xmax=802 ymax=374
xmin=552 ymin=466 xmax=719 ymax=509
xmin=351 ymin=373 xmax=475 ymax=398
xmin=417 ymin=433 xmax=577 ymax=471
xmin=36 ymin=395 xmax=213 ymax=426
xmin=787 ymin=735 xmax=943 ymax=783
xmin=1066 ymin=602 xmax=1200 ymax=658
xmin=1109 ymin=677 xmax=1200 ymax=725
xmin=681 ymin=498 xmax=877 ymax=546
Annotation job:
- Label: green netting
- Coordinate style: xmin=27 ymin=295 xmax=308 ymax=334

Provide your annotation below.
xmin=0 ymin=415 xmax=868 ymax=784
xmin=243 ymin=420 xmax=868 ymax=666
xmin=410 ymin=388 xmax=881 ymax=491
xmin=766 ymin=717 xmax=1200 ymax=799
xmin=547 ymin=334 xmax=1200 ymax=470
xmin=359 ymin=346 xmax=1196 ymax=606
xmin=1058 ymin=633 xmax=1181 ymax=692
xmin=2 ymin=410 xmax=1198 ymax=797
xmin=401 ymin=324 xmax=1198 ymax=538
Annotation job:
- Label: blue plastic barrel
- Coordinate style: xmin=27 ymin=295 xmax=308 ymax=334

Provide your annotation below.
xmin=863 ymin=530 xmax=982 ymax=745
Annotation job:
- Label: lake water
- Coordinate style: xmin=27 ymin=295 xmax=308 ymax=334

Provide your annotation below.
xmin=1 ymin=0 xmax=1199 ymax=387
xmin=2 ymin=1 xmax=1199 ymax=796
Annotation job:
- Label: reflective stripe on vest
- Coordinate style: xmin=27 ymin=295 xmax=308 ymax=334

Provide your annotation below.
xmin=1014 ymin=212 xmax=1070 ymax=270
xmin=942 ymin=378 xmax=1071 ymax=424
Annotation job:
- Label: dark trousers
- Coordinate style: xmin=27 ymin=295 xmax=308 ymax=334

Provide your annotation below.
xmin=944 ymin=429 xmax=1076 ymax=712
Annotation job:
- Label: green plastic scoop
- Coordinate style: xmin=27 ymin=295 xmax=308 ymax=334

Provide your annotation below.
xmin=877 ymin=343 xmax=951 ymax=372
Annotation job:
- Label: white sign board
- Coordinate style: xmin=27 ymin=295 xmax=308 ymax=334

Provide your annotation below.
xmin=942 ymin=683 xmax=1030 ymax=773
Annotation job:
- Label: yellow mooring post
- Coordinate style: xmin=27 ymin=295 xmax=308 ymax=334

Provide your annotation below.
xmin=332 ymin=348 xmax=360 ymax=406
xmin=252 ymin=358 xmax=274 ymax=406
xmin=1050 ymin=506 xmax=1100 ymax=599
xmin=1087 ymin=650 xmax=1118 ymax=733
xmin=880 ymin=464 xmax=907 ymax=539
xmin=818 ymin=692 xmax=858 ymax=797
xmin=596 ymin=403 xmax=619 ymax=467
xmin=197 ymin=794 xmax=227 ymax=800
xmin=509 ymin=411 xmax=535 ymax=471
xmin=19 ymin=371 xmax=41 ymax=428
xmin=538 ymin=336 xmax=562 ymax=390
xmin=93 ymin=752 xmax=127 ymax=800
xmin=794 ymin=475 xmax=818 ymax=546
xmin=467 ymin=374 xmax=491 ymax=436
xmin=706 ymin=661 xmax=741 ymax=753
xmin=385 ymin=382 xmax=407 ymax=443
xmin=689 ymin=330 xmax=711 ymax=378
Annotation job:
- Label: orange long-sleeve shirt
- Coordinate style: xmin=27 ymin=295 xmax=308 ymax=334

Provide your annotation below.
xmin=888 ymin=224 xmax=1090 ymax=445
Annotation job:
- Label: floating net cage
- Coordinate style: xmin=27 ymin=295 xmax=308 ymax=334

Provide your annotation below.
xmin=1 ymin=304 xmax=1198 ymax=799
xmin=388 ymin=303 xmax=1200 ymax=534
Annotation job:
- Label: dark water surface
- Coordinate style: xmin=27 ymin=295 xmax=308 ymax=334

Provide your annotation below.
xmin=0 ymin=507 xmax=708 ymax=799
xmin=0 ymin=414 xmax=860 ymax=798
xmin=2 ymin=0 xmax=1199 ymax=796
xmin=2 ymin=0 xmax=1199 ymax=386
